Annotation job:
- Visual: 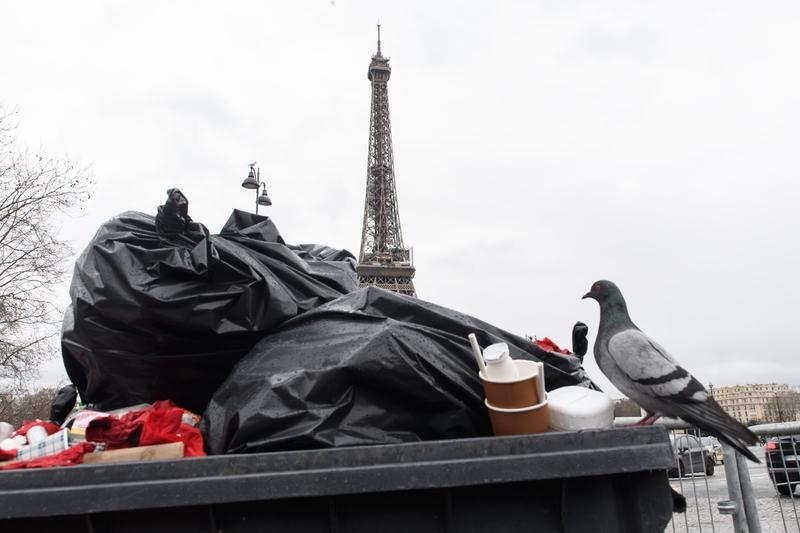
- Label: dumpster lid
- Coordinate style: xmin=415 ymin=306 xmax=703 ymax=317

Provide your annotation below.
xmin=0 ymin=426 xmax=673 ymax=519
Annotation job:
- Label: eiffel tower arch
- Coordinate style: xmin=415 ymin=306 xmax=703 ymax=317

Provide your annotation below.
xmin=357 ymin=26 xmax=417 ymax=297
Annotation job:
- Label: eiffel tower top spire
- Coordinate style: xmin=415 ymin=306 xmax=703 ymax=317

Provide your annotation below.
xmin=357 ymin=27 xmax=417 ymax=297
xmin=368 ymin=25 xmax=390 ymax=82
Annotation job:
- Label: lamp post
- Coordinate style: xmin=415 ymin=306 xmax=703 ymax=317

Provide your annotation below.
xmin=241 ymin=162 xmax=272 ymax=214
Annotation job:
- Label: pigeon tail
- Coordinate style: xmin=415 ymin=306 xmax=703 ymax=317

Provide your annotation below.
xmin=670 ymin=398 xmax=759 ymax=463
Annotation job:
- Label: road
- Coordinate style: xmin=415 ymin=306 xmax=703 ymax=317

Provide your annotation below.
xmin=668 ymin=446 xmax=800 ymax=532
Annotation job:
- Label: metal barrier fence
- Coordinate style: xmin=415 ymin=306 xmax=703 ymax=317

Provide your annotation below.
xmin=750 ymin=422 xmax=800 ymax=533
xmin=615 ymin=418 xmax=800 ymax=532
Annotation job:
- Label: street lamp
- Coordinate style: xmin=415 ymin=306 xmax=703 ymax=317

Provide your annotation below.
xmin=241 ymin=162 xmax=272 ymax=214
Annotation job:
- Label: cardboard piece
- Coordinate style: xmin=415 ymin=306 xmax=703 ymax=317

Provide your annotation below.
xmin=83 ymin=442 xmax=184 ymax=465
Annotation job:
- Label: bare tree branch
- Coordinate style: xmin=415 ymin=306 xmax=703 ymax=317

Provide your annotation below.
xmin=0 ymin=386 xmax=60 ymax=427
xmin=0 ymin=107 xmax=93 ymax=382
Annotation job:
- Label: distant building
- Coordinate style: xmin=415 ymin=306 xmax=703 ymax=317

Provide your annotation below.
xmin=712 ymin=383 xmax=800 ymax=425
xmin=613 ymin=398 xmax=642 ymax=418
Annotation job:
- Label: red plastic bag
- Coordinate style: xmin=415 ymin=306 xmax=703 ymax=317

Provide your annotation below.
xmin=0 ymin=448 xmax=16 ymax=461
xmin=85 ymin=401 xmax=205 ymax=457
xmin=0 ymin=442 xmax=96 ymax=470
xmin=12 ymin=420 xmax=61 ymax=438
xmin=139 ymin=404 xmax=205 ymax=457
xmin=534 ymin=337 xmax=572 ymax=355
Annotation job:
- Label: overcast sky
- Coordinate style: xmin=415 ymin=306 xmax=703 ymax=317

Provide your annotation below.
xmin=2 ymin=1 xmax=799 ymax=398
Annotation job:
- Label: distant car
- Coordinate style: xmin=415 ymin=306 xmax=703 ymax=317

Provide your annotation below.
xmin=701 ymin=436 xmax=725 ymax=464
xmin=765 ymin=436 xmax=800 ymax=496
xmin=669 ymin=434 xmax=715 ymax=477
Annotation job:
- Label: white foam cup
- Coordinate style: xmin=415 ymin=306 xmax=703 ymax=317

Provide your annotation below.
xmin=26 ymin=425 xmax=48 ymax=446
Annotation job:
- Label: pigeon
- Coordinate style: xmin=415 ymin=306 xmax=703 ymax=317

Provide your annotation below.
xmin=572 ymin=321 xmax=589 ymax=359
xmin=582 ymin=280 xmax=759 ymax=462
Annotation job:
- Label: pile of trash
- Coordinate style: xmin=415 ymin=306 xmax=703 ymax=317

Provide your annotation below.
xmin=0 ymin=385 xmax=204 ymax=469
xmin=202 ymin=287 xmax=593 ymax=454
xmin=2 ymin=188 xmax=599 ymax=468
xmin=62 ymin=189 xmax=358 ymax=414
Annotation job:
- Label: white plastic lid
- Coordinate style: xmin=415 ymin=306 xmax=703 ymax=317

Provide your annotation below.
xmin=482 ymin=342 xmax=510 ymax=364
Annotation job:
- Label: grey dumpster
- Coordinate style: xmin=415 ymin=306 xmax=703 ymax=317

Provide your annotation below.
xmin=0 ymin=426 xmax=674 ymax=533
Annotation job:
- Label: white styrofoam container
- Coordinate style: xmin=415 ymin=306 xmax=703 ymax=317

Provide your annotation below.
xmin=547 ymin=386 xmax=614 ymax=431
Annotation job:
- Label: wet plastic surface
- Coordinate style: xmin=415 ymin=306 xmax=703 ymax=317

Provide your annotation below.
xmin=0 ymin=426 xmax=675 ymax=533
xmin=49 ymin=384 xmax=78 ymax=425
xmin=202 ymin=286 xmax=595 ymax=454
xmin=62 ymin=190 xmax=357 ymax=414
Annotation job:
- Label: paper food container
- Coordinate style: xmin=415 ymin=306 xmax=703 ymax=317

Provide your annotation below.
xmin=484 ymin=394 xmax=549 ymax=436
xmin=547 ymin=386 xmax=614 ymax=432
xmin=480 ymin=359 xmax=543 ymax=409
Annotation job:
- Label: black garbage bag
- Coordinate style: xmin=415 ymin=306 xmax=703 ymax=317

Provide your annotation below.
xmin=62 ymin=189 xmax=357 ymax=414
xmin=49 ymin=384 xmax=78 ymax=425
xmin=202 ymin=286 xmax=595 ymax=454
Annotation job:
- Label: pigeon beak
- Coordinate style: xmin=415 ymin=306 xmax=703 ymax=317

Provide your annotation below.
xmin=582 ymin=291 xmax=593 ymax=300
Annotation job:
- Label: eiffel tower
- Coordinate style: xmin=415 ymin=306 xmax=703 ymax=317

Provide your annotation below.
xmin=357 ymin=26 xmax=416 ymax=297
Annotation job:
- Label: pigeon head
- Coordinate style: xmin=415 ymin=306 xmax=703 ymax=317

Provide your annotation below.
xmin=582 ymin=280 xmax=633 ymax=327
xmin=582 ymin=280 xmax=621 ymax=303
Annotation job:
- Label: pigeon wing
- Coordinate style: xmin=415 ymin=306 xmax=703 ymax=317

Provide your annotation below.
xmin=607 ymin=329 xmax=707 ymax=404
xmin=607 ymin=329 xmax=759 ymax=461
